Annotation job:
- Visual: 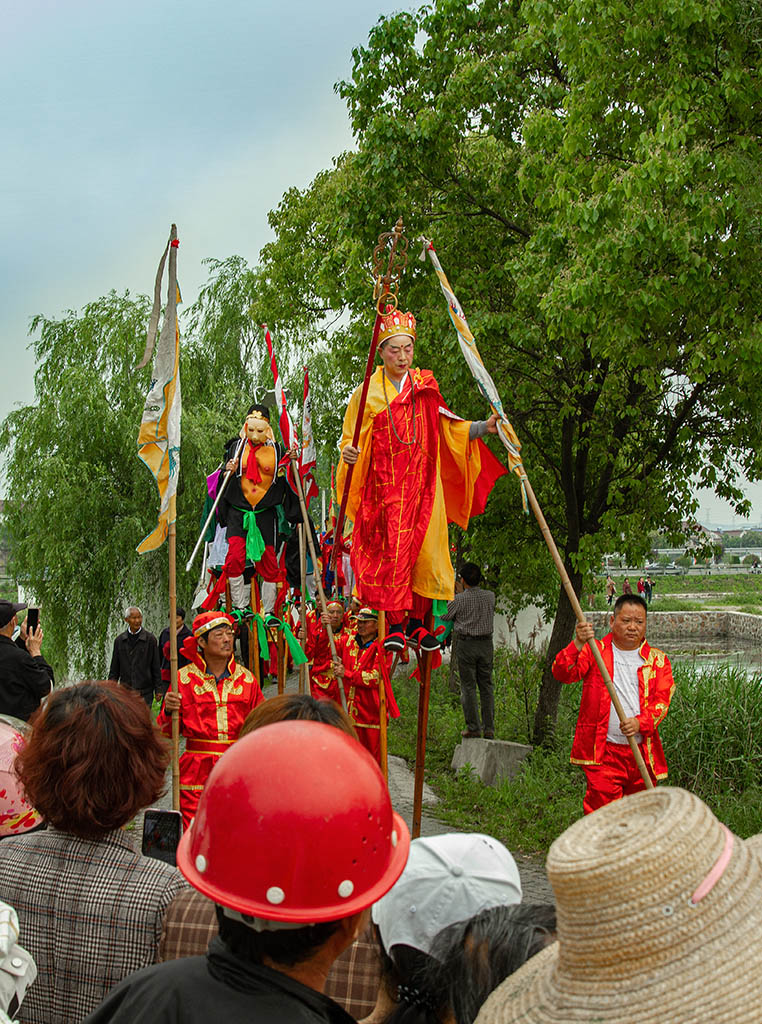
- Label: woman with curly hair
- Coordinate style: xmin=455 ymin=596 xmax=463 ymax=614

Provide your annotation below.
xmin=0 ymin=681 xmax=187 ymax=1023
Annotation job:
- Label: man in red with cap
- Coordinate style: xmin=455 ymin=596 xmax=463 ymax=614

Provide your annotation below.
xmin=159 ymin=610 xmax=265 ymax=827
xmin=333 ymin=607 xmax=397 ymax=766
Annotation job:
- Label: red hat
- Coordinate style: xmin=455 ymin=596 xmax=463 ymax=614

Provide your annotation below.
xmin=177 ymin=721 xmax=410 ymax=923
xmin=191 ymin=611 xmax=234 ymax=637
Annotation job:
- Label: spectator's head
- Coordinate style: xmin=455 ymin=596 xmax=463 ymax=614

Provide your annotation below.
xmin=610 ymin=595 xmax=647 ymax=650
xmin=174 ymin=607 xmax=186 ymax=629
xmin=239 ymin=693 xmax=357 ymax=740
xmin=124 ymin=606 xmax=143 ymax=631
xmin=372 ymin=834 xmax=522 ymax=1022
xmin=477 ymin=788 xmax=762 ymax=1023
xmin=0 ymin=719 xmax=43 ymax=837
xmin=16 ymin=681 xmax=168 ymax=839
xmin=459 ymin=563 xmax=482 ymax=588
xmin=0 ymin=601 xmax=27 ymax=637
xmin=427 ymin=903 xmax=557 ymax=1024
xmin=177 ymin=721 xmax=409 ymax=976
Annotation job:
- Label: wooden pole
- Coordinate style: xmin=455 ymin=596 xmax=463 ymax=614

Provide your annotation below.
xmin=251 ymin=579 xmax=261 ymax=686
xmin=298 ymin=523 xmax=308 ymax=695
xmin=522 ymin=475 xmax=653 ymax=788
xmin=168 ymin=522 xmax=180 ymax=812
xmin=277 ymin=630 xmax=286 ymax=695
xmin=290 ymin=461 xmax=347 ymax=712
xmin=377 ymin=611 xmax=388 ymax=783
xmin=412 ymin=609 xmax=435 ymax=838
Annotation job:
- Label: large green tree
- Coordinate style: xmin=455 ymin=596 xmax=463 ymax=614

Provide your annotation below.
xmin=245 ymin=0 xmax=762 ymax=738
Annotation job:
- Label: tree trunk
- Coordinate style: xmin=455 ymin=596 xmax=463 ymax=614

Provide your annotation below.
xmin=532 ymin=571 xmax=581 ymax=745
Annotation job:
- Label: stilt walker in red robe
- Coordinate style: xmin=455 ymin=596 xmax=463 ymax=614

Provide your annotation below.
xmin=338 ymin=309 xmax=506 ymax=629
xmin=158 ymin=611 xmax=265 ymax=828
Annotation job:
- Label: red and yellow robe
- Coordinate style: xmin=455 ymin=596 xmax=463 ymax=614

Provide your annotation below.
xmin=337 ymin=367 xmax=506 ymax=613
xmin=157 ymin=654 xmax=265 ymax=828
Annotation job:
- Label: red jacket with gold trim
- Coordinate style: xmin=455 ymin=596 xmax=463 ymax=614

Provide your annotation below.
xmin=552 ymin=634 xmax=674 ymax=779
xmin=156 ymin=655 xmax=264 ymax=743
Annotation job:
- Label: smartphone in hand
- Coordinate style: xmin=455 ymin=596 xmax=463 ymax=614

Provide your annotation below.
xmin=26 ymin=608 xmax=39 ymax=634
xmin=142 ymin=809 xmax=183 ymax=866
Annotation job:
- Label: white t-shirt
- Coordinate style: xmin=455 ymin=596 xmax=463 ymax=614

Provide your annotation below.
xmin=607 ymin=643 xmax=644 ymax=745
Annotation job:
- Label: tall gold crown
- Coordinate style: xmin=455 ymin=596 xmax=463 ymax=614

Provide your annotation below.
xmin=378 ymin=307 xmax=417 ymax=347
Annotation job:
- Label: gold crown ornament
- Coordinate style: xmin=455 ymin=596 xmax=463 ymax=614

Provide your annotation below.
xmin=378 ymin=307 xmax=417 ymax=348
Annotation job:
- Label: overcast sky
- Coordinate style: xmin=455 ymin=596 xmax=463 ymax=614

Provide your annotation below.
xmin=2 ymin=0 xmax=761 ymax=528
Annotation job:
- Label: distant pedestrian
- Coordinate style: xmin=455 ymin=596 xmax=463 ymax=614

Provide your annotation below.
xmin=637 ymin=576 xmax=645 ymax=599
xmin=442 ymin=563 xmax=496 ymax=740
xmin=644 ymin=576 xmax=654 ymax=603
xmin=605 ymin=575 xmax=615 ymax=606
xmin=107 ymin=607 xmax=161 ymax=707
xmin=622 ymin=578 xmax=632 ymax=595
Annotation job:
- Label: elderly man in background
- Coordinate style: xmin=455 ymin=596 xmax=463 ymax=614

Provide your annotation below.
xmin=108 ymin=606 xmax=161 ymax=707
xmin=0 ymin=600 xmax=54 ymax=722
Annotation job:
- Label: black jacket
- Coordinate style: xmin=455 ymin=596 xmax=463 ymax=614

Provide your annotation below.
xmin=82 ymin=937 xmax=356 ymax=1024
xmin=108 ymin=629 xmax=161 ymax=695
xmin=0 ymin=634 xmax=54 ymax=722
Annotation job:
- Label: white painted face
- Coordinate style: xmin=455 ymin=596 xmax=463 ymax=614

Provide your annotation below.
xmin=379 ymin=334 xmax=415 ymax=381
xmin=245 ymin=414 xmax=270 ymax=445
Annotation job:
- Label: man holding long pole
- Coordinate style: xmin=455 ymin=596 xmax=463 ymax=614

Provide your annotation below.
xmin=553 ymin=594 xmax=674 ymax=814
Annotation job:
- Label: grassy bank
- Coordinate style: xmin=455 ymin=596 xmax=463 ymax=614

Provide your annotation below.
xmin=388 ymin=650 xmax=762 ymax=855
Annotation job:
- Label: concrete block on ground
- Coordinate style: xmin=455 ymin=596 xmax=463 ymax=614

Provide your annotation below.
xmin=451 ymin=738 xmax=532 ymax=787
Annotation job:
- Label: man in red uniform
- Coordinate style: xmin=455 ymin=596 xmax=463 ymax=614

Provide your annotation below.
xmin=552 ymin=594 xmax=675 ymax=815
xmin=338 ymin=309 xmax=505 ymax=624
xmin=159 ymin=610 xmax=265 ymax=827
xmin=333 ymin=608 xmax=397 ymax=766
xmin=302 ymin=600 xmax=347 ymax=705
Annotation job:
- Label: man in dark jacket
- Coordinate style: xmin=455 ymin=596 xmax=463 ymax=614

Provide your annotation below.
xmin=157 ymin=607 xmax=193 ymax=702
xmin=82 ymin=720 xmax=410 ymax=1024
xmin=107 ymin=607 xmax=160 ymax=706
xmin=0 ymin=600 xmax=54 ymax=721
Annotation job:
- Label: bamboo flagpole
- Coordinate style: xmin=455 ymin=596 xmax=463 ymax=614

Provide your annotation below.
xmin=411 ymin=609 xmax=435 ymax=838
xmin=420 ymin=238 xmax=653 ymax=789
xmin=136 ymin=223 xmax=183 ymax=810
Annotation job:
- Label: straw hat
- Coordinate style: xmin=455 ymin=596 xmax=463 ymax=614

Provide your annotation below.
xmin=476 ymin=787 xmax=762 ymax=1024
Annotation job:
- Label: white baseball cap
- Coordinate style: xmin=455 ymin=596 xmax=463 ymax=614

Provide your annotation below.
xmin=372 ymin=832 xmax=522 ymax=957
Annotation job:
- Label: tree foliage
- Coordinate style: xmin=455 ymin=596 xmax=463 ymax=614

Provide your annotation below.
xmin=249 ymin=0 xmax=762 ymax=737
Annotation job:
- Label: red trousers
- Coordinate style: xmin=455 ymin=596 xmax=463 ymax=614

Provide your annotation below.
xmin=582 ymin=741 xmax=658 ymax=815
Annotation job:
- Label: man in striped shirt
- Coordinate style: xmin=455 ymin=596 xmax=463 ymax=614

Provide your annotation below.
xmin=441 ymin=563 xmax=496 ymax=739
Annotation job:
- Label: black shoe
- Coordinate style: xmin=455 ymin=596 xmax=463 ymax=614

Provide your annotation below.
xmin=483 ymin=730 xmax=495 ymax=740
xmin=461 ymin=729 xmax=482 ymax=739
xmin=383 ymin=631 xmax=406 ymax=653
xmin=409 ymin=628 xmax=440 ymax=653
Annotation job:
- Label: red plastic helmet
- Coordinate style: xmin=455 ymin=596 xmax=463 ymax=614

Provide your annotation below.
xmin=177 ymin=720 xmax=410 ymax=922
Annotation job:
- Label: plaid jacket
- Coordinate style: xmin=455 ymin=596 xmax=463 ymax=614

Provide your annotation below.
xmin=0 ymin=827 xmax=188 ymax=1023
xmin=160 ymin=889 xmax=382 ymax=1019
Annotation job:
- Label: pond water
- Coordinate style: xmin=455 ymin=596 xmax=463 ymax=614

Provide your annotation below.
xmin=660 ymin=638 xmax=762 ymax=676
